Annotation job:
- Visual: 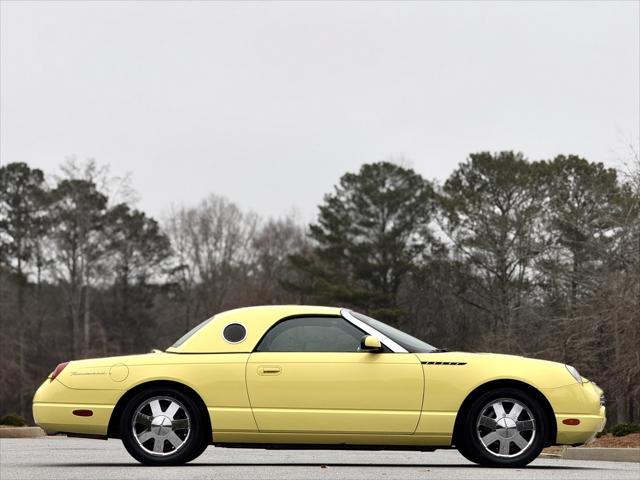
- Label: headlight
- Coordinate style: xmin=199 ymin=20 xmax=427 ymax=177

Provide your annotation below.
xmin=565 ymin=364 xmax=583 ymax=384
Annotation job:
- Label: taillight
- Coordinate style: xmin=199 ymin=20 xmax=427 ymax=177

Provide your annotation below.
xmin=50 ymin=362 xmax=69 ymax=381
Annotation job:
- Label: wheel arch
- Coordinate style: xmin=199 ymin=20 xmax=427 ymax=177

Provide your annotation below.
xmin=451 ymin=379 xmax=557 ymax=447
xmin=107 ymin=379 xmax=212 ymax=444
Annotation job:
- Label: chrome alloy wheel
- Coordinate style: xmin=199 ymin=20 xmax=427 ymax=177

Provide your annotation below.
xmin=476 ymin=397 xmax=536 ymax=458
xmin=131 ymin=396 xmax=191 ymax=456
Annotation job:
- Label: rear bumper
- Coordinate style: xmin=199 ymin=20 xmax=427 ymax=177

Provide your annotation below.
xmin=33 ymin=401 xmax=114 ymax=436
xmin=32 ymin=379 xmax=118 ymax=436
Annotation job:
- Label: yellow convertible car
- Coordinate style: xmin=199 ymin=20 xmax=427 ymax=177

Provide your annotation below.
xmin=33 ymin=305 xmax=605 ymax=467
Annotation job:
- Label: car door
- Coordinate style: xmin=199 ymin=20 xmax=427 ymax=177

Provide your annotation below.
xmin=245 ymin=315 xmax=424 ymax=434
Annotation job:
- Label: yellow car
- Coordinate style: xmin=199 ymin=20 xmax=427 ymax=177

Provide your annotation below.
xmin=33 ymin=305 xmax=605 ymax=467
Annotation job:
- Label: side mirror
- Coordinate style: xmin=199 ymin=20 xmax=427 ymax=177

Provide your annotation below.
xmin=360 ymin=335 xmax=382 ymax=352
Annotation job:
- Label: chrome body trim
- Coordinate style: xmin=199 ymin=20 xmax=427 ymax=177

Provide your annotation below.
xmin=341 ymin=308 xmax=408 ymax=353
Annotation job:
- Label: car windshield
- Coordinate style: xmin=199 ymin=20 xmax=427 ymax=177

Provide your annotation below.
xmin=349 ymin=310 xmax=437 ymax=353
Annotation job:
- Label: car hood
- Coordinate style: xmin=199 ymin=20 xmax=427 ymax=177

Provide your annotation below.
xmin=414 ymin=351 xmax=581 ymax=388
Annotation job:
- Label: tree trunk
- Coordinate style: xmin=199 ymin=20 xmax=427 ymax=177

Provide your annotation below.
xmin=17 ymin=256 xmax=26 ymax=419
xmin=84 ymin=283 xmax=91 ymax=356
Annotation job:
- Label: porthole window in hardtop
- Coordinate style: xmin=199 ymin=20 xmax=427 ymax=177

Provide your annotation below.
xmin=256 ymin=316 xmax=366 ymax=352
xmin=223 ymin=323 xmax=247 ymax=343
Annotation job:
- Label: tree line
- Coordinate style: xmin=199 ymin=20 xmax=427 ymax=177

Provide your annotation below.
xmin=1 ymin=152 xmax=638 ymax=425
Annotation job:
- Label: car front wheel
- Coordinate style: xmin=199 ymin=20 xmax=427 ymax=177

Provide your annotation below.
xmin=120 ymin=387 xmax=207 ymax=465
xmin=457 ymin=387 xmax=547 ymax=467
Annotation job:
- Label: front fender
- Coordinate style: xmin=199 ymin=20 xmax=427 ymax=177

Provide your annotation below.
xmin=413 ymin=351 xmax=579 ymax=438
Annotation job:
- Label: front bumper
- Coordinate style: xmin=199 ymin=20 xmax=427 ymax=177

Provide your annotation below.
xmin=543 ymin=381 xmax=606 ymax=445
xmin=555 ymin=406 xmax=606 ymax=445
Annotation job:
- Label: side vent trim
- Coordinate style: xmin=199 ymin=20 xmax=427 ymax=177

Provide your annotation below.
xmin=421 ymin=361 xmax=467 ymax=365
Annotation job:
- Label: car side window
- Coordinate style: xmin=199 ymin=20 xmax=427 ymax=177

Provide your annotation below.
xmin=255 ymin=316 xmax=366 ymax=352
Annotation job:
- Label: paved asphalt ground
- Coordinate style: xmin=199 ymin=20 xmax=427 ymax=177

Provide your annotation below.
xmin=1 ymin=437 xmax=639 ymax=480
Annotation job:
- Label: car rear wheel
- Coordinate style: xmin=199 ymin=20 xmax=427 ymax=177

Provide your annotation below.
xmin=457 ymin=387 xmax=547 ymax=467
xmin=120 ymin=387 xmax=207 ymax=465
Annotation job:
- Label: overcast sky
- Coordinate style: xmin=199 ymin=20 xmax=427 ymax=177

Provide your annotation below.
xmin=1 ymin=1 xmax=638 ymax=222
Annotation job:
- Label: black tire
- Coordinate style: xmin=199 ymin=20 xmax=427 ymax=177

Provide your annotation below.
xmin=457 ymin=387 xmax=547 ymax=468
xmin=455 ymin=436 xmax=483 ymax=465
xmin=184 ymin=435 xmax=210 ymax=463
xmin=120 ymin=387 xmax=207 ymax=466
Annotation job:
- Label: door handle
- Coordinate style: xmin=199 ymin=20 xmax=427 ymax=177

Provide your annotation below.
xmin=258 ymin=365 xmax=282 ymax=375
